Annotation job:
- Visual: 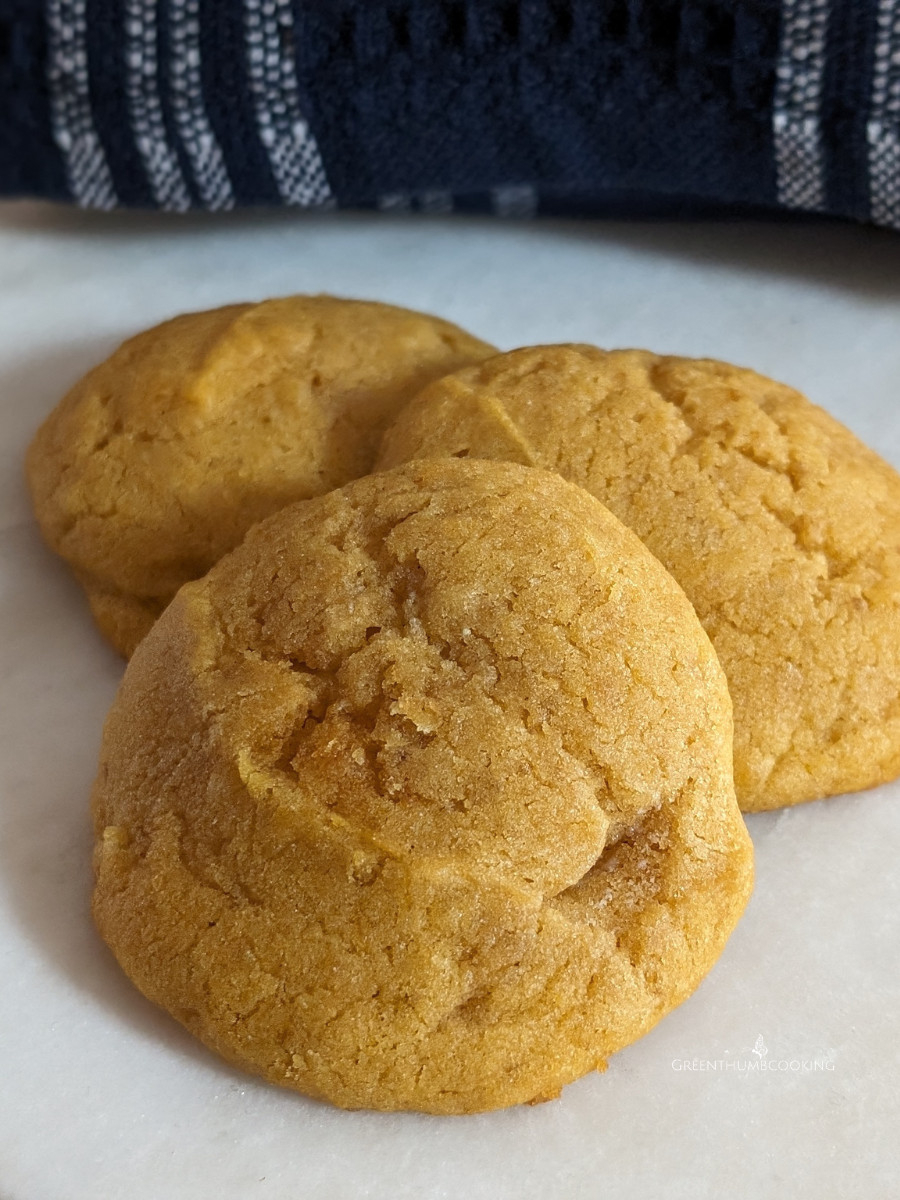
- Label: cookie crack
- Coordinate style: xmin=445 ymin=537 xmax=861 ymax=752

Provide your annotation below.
xmin=645 ymin=362 xmax=849 ymax=571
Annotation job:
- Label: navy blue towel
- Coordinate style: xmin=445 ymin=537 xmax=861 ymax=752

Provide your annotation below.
xmin=1 ymin=1 xmax=898 ymax=230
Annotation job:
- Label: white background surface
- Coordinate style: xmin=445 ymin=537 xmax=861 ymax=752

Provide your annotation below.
xmin=1 ymin=202 xmax=899 ymax=1199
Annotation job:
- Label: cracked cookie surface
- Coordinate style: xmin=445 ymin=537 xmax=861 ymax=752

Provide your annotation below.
xmin=377 ymin=347 xmax=900 ymax=811
xmin=92 ymin=458 xmax=752 ymax=1114
xmin=26 ymin=295 xmax=493 ymax=656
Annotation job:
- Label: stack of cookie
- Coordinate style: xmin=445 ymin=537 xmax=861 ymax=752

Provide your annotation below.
xmin=26 ymin=297 xmax=900 ymax=1114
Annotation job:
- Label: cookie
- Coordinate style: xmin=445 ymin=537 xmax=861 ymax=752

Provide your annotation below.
xmin=92 ymin=458 xmax=752 ymax=1114
xmin=377 ymin=347 xmax=900 ymax=811
xmin=26 ymin=295 xmax=493 ymax=656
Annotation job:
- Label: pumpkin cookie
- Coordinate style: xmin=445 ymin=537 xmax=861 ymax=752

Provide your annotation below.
xmin=26 ymin=295 xmax=493 ymax=656
xmin=377 ymin=347 xmax=900 ymax=810
xmin=92 ymin=459 xmax=752 ymax=1114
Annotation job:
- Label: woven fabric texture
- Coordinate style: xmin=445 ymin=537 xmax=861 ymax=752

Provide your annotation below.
xmin=0 ymin=0 xmax=898 ymax=229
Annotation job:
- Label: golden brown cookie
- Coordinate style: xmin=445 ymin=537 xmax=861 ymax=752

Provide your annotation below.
xmin=377 ymin=347 xmax=900 ymax=811
xmin=26 ymin=295 xmax=493 ymax=656
xmin=92 ymin=458 xmax=752 ymax=1114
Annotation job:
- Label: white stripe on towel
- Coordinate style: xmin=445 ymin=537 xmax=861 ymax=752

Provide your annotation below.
xmin=168 ymin=0 xmax=235 ymax=210
xmin=243 ymin=0 xmax=332 ymax=206
xmin=124 ymin=0 xmax=193 ymax=210
xmin=418 ymin=189 xmax=454 ymax=214
xmin=46 ymin=0 xmax=118 ymax=209
xmin=867 ymin=0 xmax=900 ymax=230
xmin=491 ymin=184 xmax=537 ymax=218
xmin=772 ymin=0 xmax=830 ymax=212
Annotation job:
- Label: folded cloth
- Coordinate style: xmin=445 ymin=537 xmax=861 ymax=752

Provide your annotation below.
xmin=0 ymin=0 xmax=897 ymax=230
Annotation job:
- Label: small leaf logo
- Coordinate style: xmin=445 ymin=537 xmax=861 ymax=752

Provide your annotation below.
xmin=751 ymin=1035 xmax=768 ymax=1059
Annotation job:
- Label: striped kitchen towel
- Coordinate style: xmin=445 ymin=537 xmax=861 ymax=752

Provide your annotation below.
xmin=1 ymin=0 xmax=898 ymax=230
